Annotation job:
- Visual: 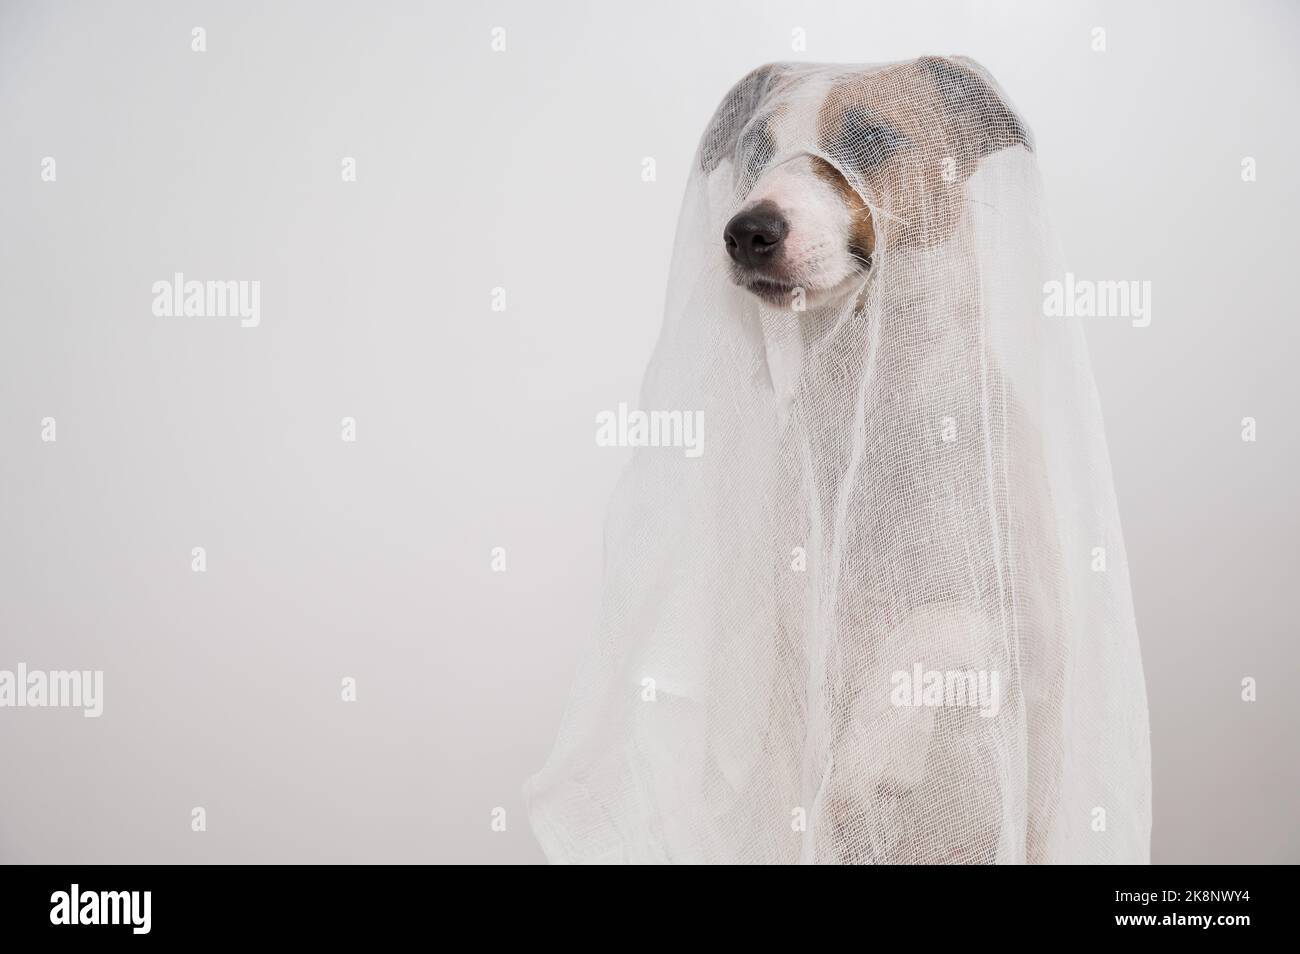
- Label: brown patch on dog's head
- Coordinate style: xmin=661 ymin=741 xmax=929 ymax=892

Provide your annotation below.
xmin=919 ymin=56 xmax=1032 ymax=159
xmin=706 ymin=57 xmax=1033 ymax=306
xmin=811 ymin=156 xmax=875 ymax=268
xmin=815 ymin=56 xmax=1032 ymax=252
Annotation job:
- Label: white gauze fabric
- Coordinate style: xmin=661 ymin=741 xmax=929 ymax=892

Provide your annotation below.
xmin=525 ymin=56 xmax=1151 ymax=864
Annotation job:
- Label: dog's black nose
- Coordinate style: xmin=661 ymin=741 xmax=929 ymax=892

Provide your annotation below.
xmin=724 ymin=204 xmax=788 ymax=268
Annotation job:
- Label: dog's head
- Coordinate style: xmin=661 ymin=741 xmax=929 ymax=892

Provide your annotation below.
xmin=701 ymin=57 xmax=1032 ymax=309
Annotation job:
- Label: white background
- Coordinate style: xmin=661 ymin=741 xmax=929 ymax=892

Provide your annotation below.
xmin=1 ymin=0 xmax=1296 ymax=863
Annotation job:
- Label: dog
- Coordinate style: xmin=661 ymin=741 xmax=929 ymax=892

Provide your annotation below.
xmin=699 ymin=57 xmax=1066 ymax=864
xmin=710 ymin=55 xmax=1029 ymax=307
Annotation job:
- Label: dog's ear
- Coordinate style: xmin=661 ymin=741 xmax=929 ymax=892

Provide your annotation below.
xmin=920 ymin=55 xmax=1032 ymax=158
xmin=699 ymin=63 xmax=786 ymax=174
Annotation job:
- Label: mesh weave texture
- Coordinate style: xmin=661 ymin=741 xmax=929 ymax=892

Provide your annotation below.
xmin=525 ymin=56 xmax=1152 ymax=865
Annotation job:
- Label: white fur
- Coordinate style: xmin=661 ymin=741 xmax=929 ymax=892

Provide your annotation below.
xmin=737 ymin=155 xmax=863 ymax=306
